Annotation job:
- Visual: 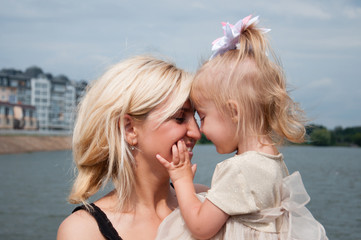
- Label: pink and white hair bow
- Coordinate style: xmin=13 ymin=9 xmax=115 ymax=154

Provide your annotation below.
xmin=210 ymin=15 xmax=271 ymax=60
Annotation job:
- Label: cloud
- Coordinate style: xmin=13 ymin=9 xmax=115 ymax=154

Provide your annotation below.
xmin=0 ymin=0 xmax=360 ymax=128
xmin=343 ymin=6 xmax=361 ymax=19
xmin=238 ymin=0 xmax=329 ymax=20
xmin=306 ymin=78 xmax=334 ymax=89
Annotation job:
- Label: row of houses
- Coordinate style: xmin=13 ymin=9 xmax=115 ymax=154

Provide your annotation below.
xmin=0 ymin=67 xmax=87 ymax=131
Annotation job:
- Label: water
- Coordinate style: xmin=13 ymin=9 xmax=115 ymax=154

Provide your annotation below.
xmin=0 ymin=146 xmax=360 ymax=239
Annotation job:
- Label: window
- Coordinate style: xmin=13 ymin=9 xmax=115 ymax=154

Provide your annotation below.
xmin=10 ymin=80 xmax=18 ymax=87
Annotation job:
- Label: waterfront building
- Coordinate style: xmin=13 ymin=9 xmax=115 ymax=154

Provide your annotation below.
xmin=75 ymin=80 xmax=87 ymax=107
xmin=0 ymin=70 xmax=31 ymax=105
xmin=31 ymin=76 xmax=51 ymax=130
xmin=49 ymin=75 xmax=76 ymax=131
xmin=0 ymin=73 xmax=16 ymax=103
xmin=0 ymin=67 xmax=87 ymax=132
xmin=0 ymin=101 xmax=37 ymax=130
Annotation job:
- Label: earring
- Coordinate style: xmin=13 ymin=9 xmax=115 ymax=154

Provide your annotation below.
xmin=130 ymin=146 xmax=135 ymax=151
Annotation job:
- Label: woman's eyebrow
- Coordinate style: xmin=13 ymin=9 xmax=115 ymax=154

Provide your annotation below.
xmin=181 ymin=107 xmax=196 ymax=113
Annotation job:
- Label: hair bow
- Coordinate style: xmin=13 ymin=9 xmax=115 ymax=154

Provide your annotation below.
xmin=210 ymin=15 xmax=271 ymax=60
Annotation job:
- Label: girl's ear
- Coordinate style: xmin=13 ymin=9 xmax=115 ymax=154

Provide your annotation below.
xmin=227 ymin=100 xmax=239 ymax=123
xmin=122 ymin=114 xmax=138 ymax=146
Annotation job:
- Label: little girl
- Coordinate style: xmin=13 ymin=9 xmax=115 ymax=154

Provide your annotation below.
xmin=155 ymin=15 xmax=328 ymax=240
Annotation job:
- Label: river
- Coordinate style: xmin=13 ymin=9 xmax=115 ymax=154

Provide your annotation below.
xmin=0 ymin=145 xmax=360 ymax=239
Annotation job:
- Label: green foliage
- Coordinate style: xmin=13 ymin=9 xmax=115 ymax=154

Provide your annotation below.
xmin=197 ymin=123 xmax=361 ymax=147
xmin=310 ymin=128 xmax=332 ymax=146
xmin=198 ymin=133 xmax=212 ymax=144
xmin=306 ymin=124 xmax=361 ymax=147
xmin=352 ymin=133 xmax=361 ymax=146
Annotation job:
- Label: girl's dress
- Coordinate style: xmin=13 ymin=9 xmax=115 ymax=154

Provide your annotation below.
xmin=155 ymin=151 xmax=328 ymax=240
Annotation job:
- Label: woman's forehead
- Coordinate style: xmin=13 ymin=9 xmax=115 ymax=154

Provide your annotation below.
xmin=182 ymin=100 xmax=191 ymax=109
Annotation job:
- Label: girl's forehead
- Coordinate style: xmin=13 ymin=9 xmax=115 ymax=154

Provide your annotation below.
xmin=193 ymin=99 xmax=211 ymax=112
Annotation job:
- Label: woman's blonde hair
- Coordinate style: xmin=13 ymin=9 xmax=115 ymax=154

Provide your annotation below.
xmin=69 ymin=55 xmax=192 ymax=210
xmin=191 ymin=22 xmax=306 ymax=145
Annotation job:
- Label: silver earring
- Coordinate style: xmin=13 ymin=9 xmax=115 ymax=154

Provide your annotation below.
xmin=130 ymin=146 xmax=135 ymax=151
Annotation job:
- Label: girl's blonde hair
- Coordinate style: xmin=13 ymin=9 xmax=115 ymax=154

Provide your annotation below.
xmin=69 ymin=55 xmax=192 ymax=210
xmin=191 ymin=23 xmax=306 ymax=144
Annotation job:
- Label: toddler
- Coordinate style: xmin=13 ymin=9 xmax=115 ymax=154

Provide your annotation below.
xmin=156 ymin=15 xmax=328 ymax=240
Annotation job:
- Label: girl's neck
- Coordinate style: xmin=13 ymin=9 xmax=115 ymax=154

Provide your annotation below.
xmin=237 ymin=135 xmax=278 ymax=155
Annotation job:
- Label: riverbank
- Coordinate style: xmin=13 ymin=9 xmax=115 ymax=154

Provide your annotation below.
xmin=0 ymin=135 xmax=72 ymax=154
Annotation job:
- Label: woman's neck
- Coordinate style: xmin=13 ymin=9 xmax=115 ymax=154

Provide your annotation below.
xmin=131 ymin=164 xmax=177 ymax=219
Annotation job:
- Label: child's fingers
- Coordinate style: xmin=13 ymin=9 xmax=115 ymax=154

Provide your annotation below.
xmin=180 ymin=140 xmax=190 ymax=164
xmin=172 ymin=144 xmax=180 ymax=165
xmin=156 ymin=154 xmax=171 ymax=169
xmin=177 ymin=140 xmax=184 ymax=164
xmin=191 ymin=163 xmax=197 ymax=179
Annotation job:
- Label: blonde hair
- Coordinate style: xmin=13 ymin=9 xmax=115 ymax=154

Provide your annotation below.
xmin=191 ymin=22 xmax=306 ymax=145
xmin=69 ymin=55 xmax=192 ymax=210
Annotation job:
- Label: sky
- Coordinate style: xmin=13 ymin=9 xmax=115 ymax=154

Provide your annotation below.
xmin=0 ymin=0 xmax=360 ymax=129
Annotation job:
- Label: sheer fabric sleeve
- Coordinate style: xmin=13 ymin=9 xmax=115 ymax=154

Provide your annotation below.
xmin=206 ymin=158 xmax=260 ymax=215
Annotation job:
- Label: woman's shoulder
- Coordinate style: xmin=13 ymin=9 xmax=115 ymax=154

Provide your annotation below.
xmin=57 ymin=191 xmax=116 ymax=239
xmin=57 ymin=207 xmax=104 ymax=240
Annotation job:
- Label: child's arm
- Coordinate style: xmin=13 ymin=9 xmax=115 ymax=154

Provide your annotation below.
xmin=156 ymin=140 xmax=229 ymax=239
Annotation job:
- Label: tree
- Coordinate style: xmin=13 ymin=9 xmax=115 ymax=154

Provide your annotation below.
xmin=352 ymin=133 xmax=361 ymax=147
xmin=310 ymin=128 xmax=332 ymax=146
xmin=198 ymin=133 xmax=212 ymax=144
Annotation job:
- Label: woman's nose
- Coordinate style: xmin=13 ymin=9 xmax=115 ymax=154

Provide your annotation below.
xmin=187 ymin=116 xmax=201 ymax=141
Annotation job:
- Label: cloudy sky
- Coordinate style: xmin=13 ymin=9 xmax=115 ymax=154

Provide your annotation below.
xmin=1 ymin=0 xmax=360 ymax=129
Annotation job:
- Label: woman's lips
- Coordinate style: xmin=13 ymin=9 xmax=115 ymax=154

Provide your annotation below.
xmin=186 ymin=145 xmax=194 ymax=158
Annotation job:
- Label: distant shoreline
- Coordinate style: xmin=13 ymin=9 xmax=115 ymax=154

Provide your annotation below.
xmin=0 ymin=134 xmax=72 ymax=154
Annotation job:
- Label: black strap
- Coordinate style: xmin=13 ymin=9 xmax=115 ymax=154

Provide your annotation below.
xmin=73 ymin=203 xmax=122 ymax=240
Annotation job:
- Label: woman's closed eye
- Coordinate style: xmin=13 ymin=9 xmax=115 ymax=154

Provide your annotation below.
xmin=173 ymin=111 xmax=186 ymax=123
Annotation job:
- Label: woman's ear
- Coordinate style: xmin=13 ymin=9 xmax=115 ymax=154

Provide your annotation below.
xmin=122 ymin=114 xmax=138 ymax=146
xmin=227 ymin=100 xmax=239 ymax=123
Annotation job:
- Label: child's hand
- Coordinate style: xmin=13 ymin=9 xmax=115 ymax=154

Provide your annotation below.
xmin=156 ymin=140 xmax=196 ymax=184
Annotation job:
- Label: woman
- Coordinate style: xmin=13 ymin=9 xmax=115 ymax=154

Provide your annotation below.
xmin=57 ymin=55 xmax=205 ymax=239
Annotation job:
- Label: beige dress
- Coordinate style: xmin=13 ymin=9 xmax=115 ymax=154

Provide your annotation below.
xmin=155 ymin=151 xmax=328 ymax=240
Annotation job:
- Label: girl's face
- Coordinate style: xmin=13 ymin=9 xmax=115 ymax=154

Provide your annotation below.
xmin=196 ymin=100 xmax=238 ymax=154
xmin=135 ymin=100 xmax=201 ymax=166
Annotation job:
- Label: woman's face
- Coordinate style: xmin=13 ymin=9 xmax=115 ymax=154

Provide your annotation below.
xmin=135 ymin=100 xmax=201 ymax=165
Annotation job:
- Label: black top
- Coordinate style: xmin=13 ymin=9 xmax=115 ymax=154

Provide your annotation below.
xmin=72 ymin=203 xmax=122 ymax=240
xmin=72 ymin=184 xmax=174 ymax=240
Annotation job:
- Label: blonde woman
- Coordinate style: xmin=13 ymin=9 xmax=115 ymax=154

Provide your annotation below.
xmin=57 ymin=55 xmax=205 ymax=240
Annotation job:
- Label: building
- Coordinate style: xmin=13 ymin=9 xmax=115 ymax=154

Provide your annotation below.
xmin=0 ymin=101 xmax=37 ymax=130
xmin=0 ymin=67 xmax=87 ymax=132
xmin=0 ymin=73 xmax=16 ymax=103
xmin=31 ymin=76 xmax=51 ymax=130
xmin=75 ymin=80 xmax=87 ymax=107
xmin=48 ymin=75 xmax=76 ymax=131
